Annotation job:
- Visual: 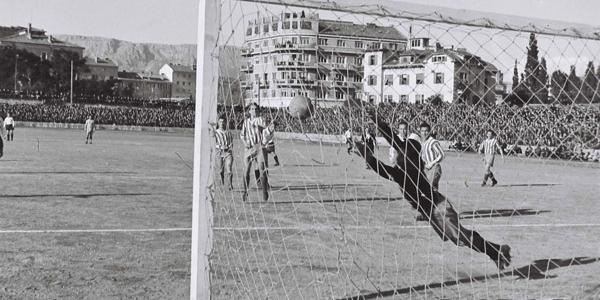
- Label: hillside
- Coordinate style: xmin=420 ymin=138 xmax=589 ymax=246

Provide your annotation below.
xmin=56 ymin=35 xmax=242 ymax=76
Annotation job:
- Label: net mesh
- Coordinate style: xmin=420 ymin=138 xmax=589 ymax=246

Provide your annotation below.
xmin=205 ymin=1 xmax=600 ymax=299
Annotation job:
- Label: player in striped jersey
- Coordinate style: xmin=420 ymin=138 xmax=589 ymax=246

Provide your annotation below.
xmin=240 ymin=103 xmax=269 ymax=201
xmin=479 ymin=130 xmax=504 ymax=186
xmin=351 ymin=111 xmax=512 ymax=270
xmin=262 ymin=121 xmax=280 ymax=167
xmin=212 ymin=116 xmax=234 ymax=190
xmin=419 ymin=122 xmax=444 ymax=192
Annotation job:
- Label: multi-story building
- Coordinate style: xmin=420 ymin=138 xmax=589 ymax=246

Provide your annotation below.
xmin=363 ymin=38 xmax=503 ymax=105
xmin=159 ymin=63 xmax=196 ymax=100
xmin=241 ymin=11 xmax=407 ymax=108
xmin=117 ymin=71 xmax=172 ymax=100
xmin=80 ymin=57 xmax=118 ymax=81
xmin=0 ymin=23 xmax=84 ymax=59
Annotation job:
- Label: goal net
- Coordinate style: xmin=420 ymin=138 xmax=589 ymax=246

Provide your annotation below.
xmin=195 ymin=0 xmax=600 ymax=298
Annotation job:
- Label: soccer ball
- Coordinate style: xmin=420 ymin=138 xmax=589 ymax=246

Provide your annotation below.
xmin=288 ymin=95 xmax=313 ymax=120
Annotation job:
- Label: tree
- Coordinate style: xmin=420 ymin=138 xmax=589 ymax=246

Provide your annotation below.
xmin=48 ymin=49 xmax=87 ymax=95
xmin=550 ymin=70 xmax=568 ymax=104
xmin=524 ymin=33 xmax=540 ymax=102
xmin=566 ymin=65 xmax=582 ymax=103
xmin=537 ymin=57 xmax=549 ymax=103
xmin=582 ymin=61 xmax=597 ymax=104
xmin=512 ymin=60 xmax=519 ymax=90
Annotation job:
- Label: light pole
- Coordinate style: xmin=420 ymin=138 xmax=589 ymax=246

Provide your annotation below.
xmin=14 ymin=54 xmax=19 ymax=94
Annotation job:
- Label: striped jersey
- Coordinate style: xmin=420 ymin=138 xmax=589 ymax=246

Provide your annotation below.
xmin=479 ymin=138 xmax=499 ymax=156
xmin=214 ymin=128 xmax=233 ymax=151
xmin=240 ymin=116 xmax=265 ymax=147
xmin=421 ymin=136 xmax=444 ymax=165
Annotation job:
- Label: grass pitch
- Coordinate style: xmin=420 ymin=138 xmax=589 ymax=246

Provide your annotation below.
xmin=0 ymin=128 xmax=598 ymax=299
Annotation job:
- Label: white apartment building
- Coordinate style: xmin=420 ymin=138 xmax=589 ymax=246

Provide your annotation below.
xmin=241 ymin=11 xmax=407 ymax=108
xmin=363 ymin=38 xmax=503 ymax=105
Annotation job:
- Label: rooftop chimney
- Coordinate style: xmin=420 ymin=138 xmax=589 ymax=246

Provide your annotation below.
xmin=27 ymin=23 xmax=32 ymax=39
xmin=48 ymin=35 xmax=52 ymax=43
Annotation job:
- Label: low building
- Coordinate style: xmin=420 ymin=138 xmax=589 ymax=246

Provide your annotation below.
xmin=363 ymin=38 xmax=503 ymax=105
xmin=117 ymin=71 xmax=172 ymax=100
xmin=80 ymin=57 xmax=118 ymax=81
xmin=0 ymin=23 xmax=84 ymax=59
xmin=159 ymin=63 xmax=196 ymax=100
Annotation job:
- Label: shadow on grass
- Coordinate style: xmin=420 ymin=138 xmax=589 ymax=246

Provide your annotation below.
xmin=494 ymin=183 xmax=560 ymax=187
xmin=337 ymin=257 xmax=600 ymax=300
xmin=278 ymin=164 xmax=338 ymax=167
xmin=0 ymin=193 xmax=152 ymax=199
xmin=459 ymin=208 xmax=551 ymax=219
xmin=259 ymin=197 xmax=402 ymax=204
xmin=270 ymin=183 xmax=380 ymax=191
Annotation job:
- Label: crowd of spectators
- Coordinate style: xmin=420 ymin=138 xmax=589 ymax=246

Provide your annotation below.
xmin=0 ymin=89 xmax=194 ymax=110
xmin=0 ymin=103 xmax=194 ymax=128
xmin=218 ymin=102 xmax=600 ymax=162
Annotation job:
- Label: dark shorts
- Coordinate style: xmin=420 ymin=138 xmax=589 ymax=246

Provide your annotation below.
xmin=5 ymin=124 xmax=13 ymax=131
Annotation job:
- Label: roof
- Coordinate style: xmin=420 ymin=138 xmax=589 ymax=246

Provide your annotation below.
xmin=118 ymin=71 xmax=169 ymax=82
xmin=165 ymin=63 xmax=194 ymax=73
xmin=117 ymin=71 xmax=142 ymax=80
xmin=85 ymin=57 xmax=118 ymax=67
xmin=380 ymin=47 xmax=497 ymax=72
xmin=0 ymin=32 xmax=84 ymax=49
xmin=318 ymin=20 xmax=407 ymax=41
xmin=0 ymin=26 xmax=44 ymax=38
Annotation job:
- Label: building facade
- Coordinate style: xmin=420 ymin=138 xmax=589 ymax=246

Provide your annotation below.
xmin=0 ymin=24 xmax=84 ymax=59
xmin=159 ymin=63 xmax=196 ymax=100
xmin=80 ymin=57 xmax=118 ymax=81
xmin=241 ymin=11 xmax=407 ymax=108
xmin=117 ymin=71 xmax=172 ymax=100
xmin=363 ymin=38 xmax=503 ymax=105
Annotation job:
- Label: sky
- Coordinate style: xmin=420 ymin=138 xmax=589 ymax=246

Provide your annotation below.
xmin=1 ymin=0 xmax=598 ymax=45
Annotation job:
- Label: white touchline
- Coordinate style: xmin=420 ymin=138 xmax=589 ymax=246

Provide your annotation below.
xmin=0 ymin=223 xmax=599 ymax=234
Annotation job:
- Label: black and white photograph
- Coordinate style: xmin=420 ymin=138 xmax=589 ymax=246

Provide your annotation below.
xmin=1 ymin=0 xmax=600 ymax=299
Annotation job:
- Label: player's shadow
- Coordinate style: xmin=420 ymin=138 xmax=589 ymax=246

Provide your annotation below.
xmin=271 ymin=183 xmax=380 ymax=191
xmin=266 ymin=197 xmax=401 ymax=204
xmin=494 ymin=183 xmax=560 ymax=187
xmin=338 ymin=257 xmax=600 ymax=300
xmin=279 ymin=164 xmax=338 ymax=167
xmin=0 ymin=192 xmax=152 ymax=199
xmin=459 ymin=208 xmax=551 ymax=219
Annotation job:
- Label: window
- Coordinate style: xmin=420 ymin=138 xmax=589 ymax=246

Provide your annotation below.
xmin=355 ymin=41 xmax=363 ymax=48
xmin=318 ymin=55 xmax=327 ymax=63
xmin=416 ymin=73 xmax=424 ymax=85
xmin=283 ymin=21 xmax=290 ymax=29
xmin=369 ymin=55 xmax=377 ymax=65
xmin=272 ymin=22 xmax=278 ymax=31
xmin=272 ymin=72 xmax=277 ymax=80
xmin=411 ymin=39 xmax=422 ymax=48
xmin=263 ymin=40 xmax=268 ymax=47
xmin=336 ymin=39 xmax=346 ymax=47
xmin=435 ymin=72 xmax=444 ymax=84
xmin=271 ymin=90 xmax=276 ymax=97
xmin=400 ymin=74 xmax=409 ymax=85
xmin=263 ymin=57 xmax=268 ymax=63
xmin=300 ymin=37 xmax=310 ymax=44
xmin=254 ymin=26 xmax=259 ymax=34
xmin=41 ymin=52 xmax=48 ymax=60
xmin=384 ymin=95 xmax=393 ymax=102
xmin=368 ymin=95 xmax=375 ymax=104
xmin=300 ymin=21 xmax=312 ymax=29
xmin=263 ymin=24 xmax=269 ymax=33
xmin=459 ymin=72 xmax=467 ymax=81
xmin=368 ymin=75 xmax=377 ymax=86
xmin=432 ymin=55 xmax=446 ymax=63
xmin=246 ymin=27 xmax=252 ymax=36
xmin=334 ymin=73 xmax=344 ymax=81
xmin=415 ymin=94 xmax=424 ymax=103
xmin=400 ymin=95 xmax=408 ymax=102
xmin=384 ymin=74 xmax=393 ymax=85
xmin=335 ymin=91 xmax=344 ymax=99
xmin=318 ymin=38 xmax=328 ymax=45
xmin=355 ymin=57 xmax=362 ymax=66
xmin=292 ymin=21 xmax=298 ymax=29
xmin=291 ymin=37 xmax=297 ymax=44
xmin=372 ymin=42 xmax=381 ymax=49
xmin=336 ymin=56 xmax=345 ymax=64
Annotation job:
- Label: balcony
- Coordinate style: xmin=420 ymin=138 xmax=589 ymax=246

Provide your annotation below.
xmin=275 ymin=78 xmax=316 ymax=87
xmin=275 ymin=60 xmax=317 ymax=69
xmin=241 ymin=65 xmax=253 ymax=72
xmin=240 ymin=48 xmax=254 ymax=56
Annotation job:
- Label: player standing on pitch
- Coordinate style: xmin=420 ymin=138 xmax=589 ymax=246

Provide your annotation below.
xmin=262 ymin=121 xmax=280 ymax=167
xmin=388 ymin=120 xmax=419 ymax=166
xmin=240 ymin=103 xmax=269 ymax=201
xmin=0 ymin=114 xmax=6 ymax=158
xmin=351 ymin=111 xmax=511 ymax=270
xmin=479 ymin=129 xmax=504 ymax=186
xmin=419 ymin=122 xmax=444 ymax=191
xmin=84 ymin=116 xmax=95 ymax=144
xmin=3 ymin=112 xmax=15 ymax=141
xmin=211 ymin=116 xmax=234 ymax=190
